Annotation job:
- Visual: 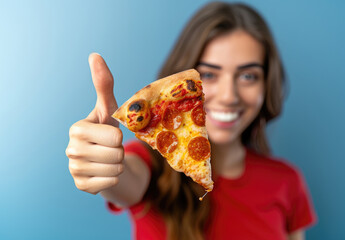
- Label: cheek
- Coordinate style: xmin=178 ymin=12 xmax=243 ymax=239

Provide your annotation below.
xmin=202 ymin=83 xmax=216 ymax=102
xmin=253 ymin=94 xmax=264 ymax=110
xmin=240 ymin=85 xmax=265 ymax=110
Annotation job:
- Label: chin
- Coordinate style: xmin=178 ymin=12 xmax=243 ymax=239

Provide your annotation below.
xmin=208 ymin=133 xmax=238 ymax=146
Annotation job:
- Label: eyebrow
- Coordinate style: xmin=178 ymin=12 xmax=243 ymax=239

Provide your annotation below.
xmin=197 ymin=62 xmax=221 ymax=69
xmin=197 ymin=61 xmax=264 ymax=70
xmin=237 ymin=63 xmax=265 ymax=70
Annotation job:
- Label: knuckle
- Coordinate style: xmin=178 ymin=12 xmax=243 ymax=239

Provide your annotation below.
xmin=66 ymin=146 xmax=82 ymax=159
xmin=65 ymin=147 xmax=71 ymax=158
xmin=74 ymin=179 xmax=88 ymax=192
xmin=69 ymin=122 xmax=86 ymax=140
xmin=69 ymin=161 xmax=83 ymax=175
xmin=116 ymin=147 xmax=124 ymax=162
xmin=110 ymin=128 xmax=123 ymax=147
xmin=87 ymin=186 xmax=99 ymax=195
xmin=65 ymin=146 xmax=76 ymax=158
xmin=113 ymin=177 xmax=120 ymax=186
xmin=116 ymin=164 xmax=124 ymax=174
xmin=89 ymin=190 xmax=98 ymax=195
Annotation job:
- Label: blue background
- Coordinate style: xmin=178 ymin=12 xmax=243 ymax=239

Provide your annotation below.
xmin=0 ymin=0 xmax=344 ymax=239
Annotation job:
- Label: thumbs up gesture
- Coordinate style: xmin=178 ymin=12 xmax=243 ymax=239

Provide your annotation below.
xmin=66 ymin=53 xmax=124 ymax=194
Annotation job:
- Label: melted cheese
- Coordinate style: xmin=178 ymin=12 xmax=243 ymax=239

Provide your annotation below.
xmin=136 ymin=107 xmax=213 ymax=191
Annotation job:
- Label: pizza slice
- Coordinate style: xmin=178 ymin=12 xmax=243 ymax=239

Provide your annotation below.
xmin=112 ymin=69 xmax=213 ymax=194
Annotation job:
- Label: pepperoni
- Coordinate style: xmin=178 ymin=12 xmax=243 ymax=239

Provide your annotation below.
xmin=162 ymin=107 xmax=182 ymax=130
xmin=191 ymin=105 xmax=206 ymax=126
xmin=176 ymin=98 xmax=201 ymax=112
xmin=188 ymin=137 xmax=211 ymax=161
xmin=156 ymin=131 xmax=178 ymax=154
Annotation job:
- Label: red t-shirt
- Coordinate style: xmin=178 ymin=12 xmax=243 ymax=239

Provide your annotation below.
xmin=108 ymin=141 xmax=317 ymax=240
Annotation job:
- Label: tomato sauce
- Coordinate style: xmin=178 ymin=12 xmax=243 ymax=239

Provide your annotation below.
xmin=138 ymin=97 xmax=202 ymax=134
xmin=174 ymin=97 xmax=201 ymax=112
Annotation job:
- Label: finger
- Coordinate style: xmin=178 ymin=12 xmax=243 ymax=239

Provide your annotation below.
xmin=66 ymin=140 xmax=123 ymax=164
xmin=87 ymin=53 xmax=118 ymax=126
xmin=69 ymin=159 xmax=124 ymax=177
xmin=87 ymin=123 xmax=123 ymax=147
xmin=74 ymin=176 xmax=119 ymax=194
xmin=90 ymin=176 xmax=120 ymax=194
xmin=87 ymin=144 xmax=124 ymax=164
xmin=69 ymin=120 xmax=123 ymax=148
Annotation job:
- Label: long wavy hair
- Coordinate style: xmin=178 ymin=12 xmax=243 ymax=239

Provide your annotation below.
xmin=143 ymin=2 xmax=286 ymax=240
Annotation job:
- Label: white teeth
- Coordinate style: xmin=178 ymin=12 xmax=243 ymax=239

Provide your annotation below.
xmin=209 ymin=111 xmax=239 ymax=122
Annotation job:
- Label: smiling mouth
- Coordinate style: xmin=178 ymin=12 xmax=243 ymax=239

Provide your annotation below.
xmin=208 ymin=110 xmax=240 ymax=122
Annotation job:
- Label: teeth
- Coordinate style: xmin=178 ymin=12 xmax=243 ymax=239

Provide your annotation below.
xmin=209 ymin=111 xmax=239 ymax=122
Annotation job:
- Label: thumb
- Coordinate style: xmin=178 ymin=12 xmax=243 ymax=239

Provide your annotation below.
xmin=87 ymin=53 xmax=118 ymax=126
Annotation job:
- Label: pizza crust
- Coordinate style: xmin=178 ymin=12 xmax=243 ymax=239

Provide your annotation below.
xmin=112 ymin=69 xmax=200 ymax=126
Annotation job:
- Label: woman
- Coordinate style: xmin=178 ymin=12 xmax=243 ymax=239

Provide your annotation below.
xmin=66 ymin=2 xmax=316 ymax=240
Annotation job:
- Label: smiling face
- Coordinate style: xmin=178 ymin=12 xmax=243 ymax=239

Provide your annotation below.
xmin=197 ymin=30 xmax=265 ymax=145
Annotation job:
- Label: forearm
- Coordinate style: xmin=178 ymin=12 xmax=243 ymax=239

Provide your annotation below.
xmin=100 ymin=154 xmax=151 ymax=208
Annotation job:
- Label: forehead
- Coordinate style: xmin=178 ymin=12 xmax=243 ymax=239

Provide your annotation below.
xmin=200 ymin=30 xmax=265 ymax=67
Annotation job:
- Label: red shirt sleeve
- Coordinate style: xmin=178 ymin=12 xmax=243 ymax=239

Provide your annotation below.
xmin=107 ymin=140 xmax=152 ymax=214
xmin=286 ymin=169 xmax=317 ymax=232
xmin=123 ymin=140 xmax=152 ymax=170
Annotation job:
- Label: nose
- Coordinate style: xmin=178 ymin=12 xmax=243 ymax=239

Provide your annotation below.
xmin=217 ymin=73 xmax=239 ymax=105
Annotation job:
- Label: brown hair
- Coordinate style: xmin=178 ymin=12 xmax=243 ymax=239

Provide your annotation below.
xmin=144 ymin=2 xmax=286 ymax=240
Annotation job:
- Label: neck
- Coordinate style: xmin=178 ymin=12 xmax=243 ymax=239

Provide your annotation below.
xmin=211 ymin=138 xmax=246 ymax=178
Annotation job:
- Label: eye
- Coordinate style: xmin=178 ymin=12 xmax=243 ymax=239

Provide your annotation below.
xmin=200 ymin=72 xmax=216 ymax=81
xmin=238 ymin=72 xmax=259 ymax=83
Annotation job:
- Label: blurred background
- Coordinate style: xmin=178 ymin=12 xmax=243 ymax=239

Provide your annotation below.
xmin=1 ymin=0 xmax=344 ymax=239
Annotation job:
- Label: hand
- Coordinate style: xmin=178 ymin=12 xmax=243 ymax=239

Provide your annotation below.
xmin=66 ymin=53 xmax=124 ymax=195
